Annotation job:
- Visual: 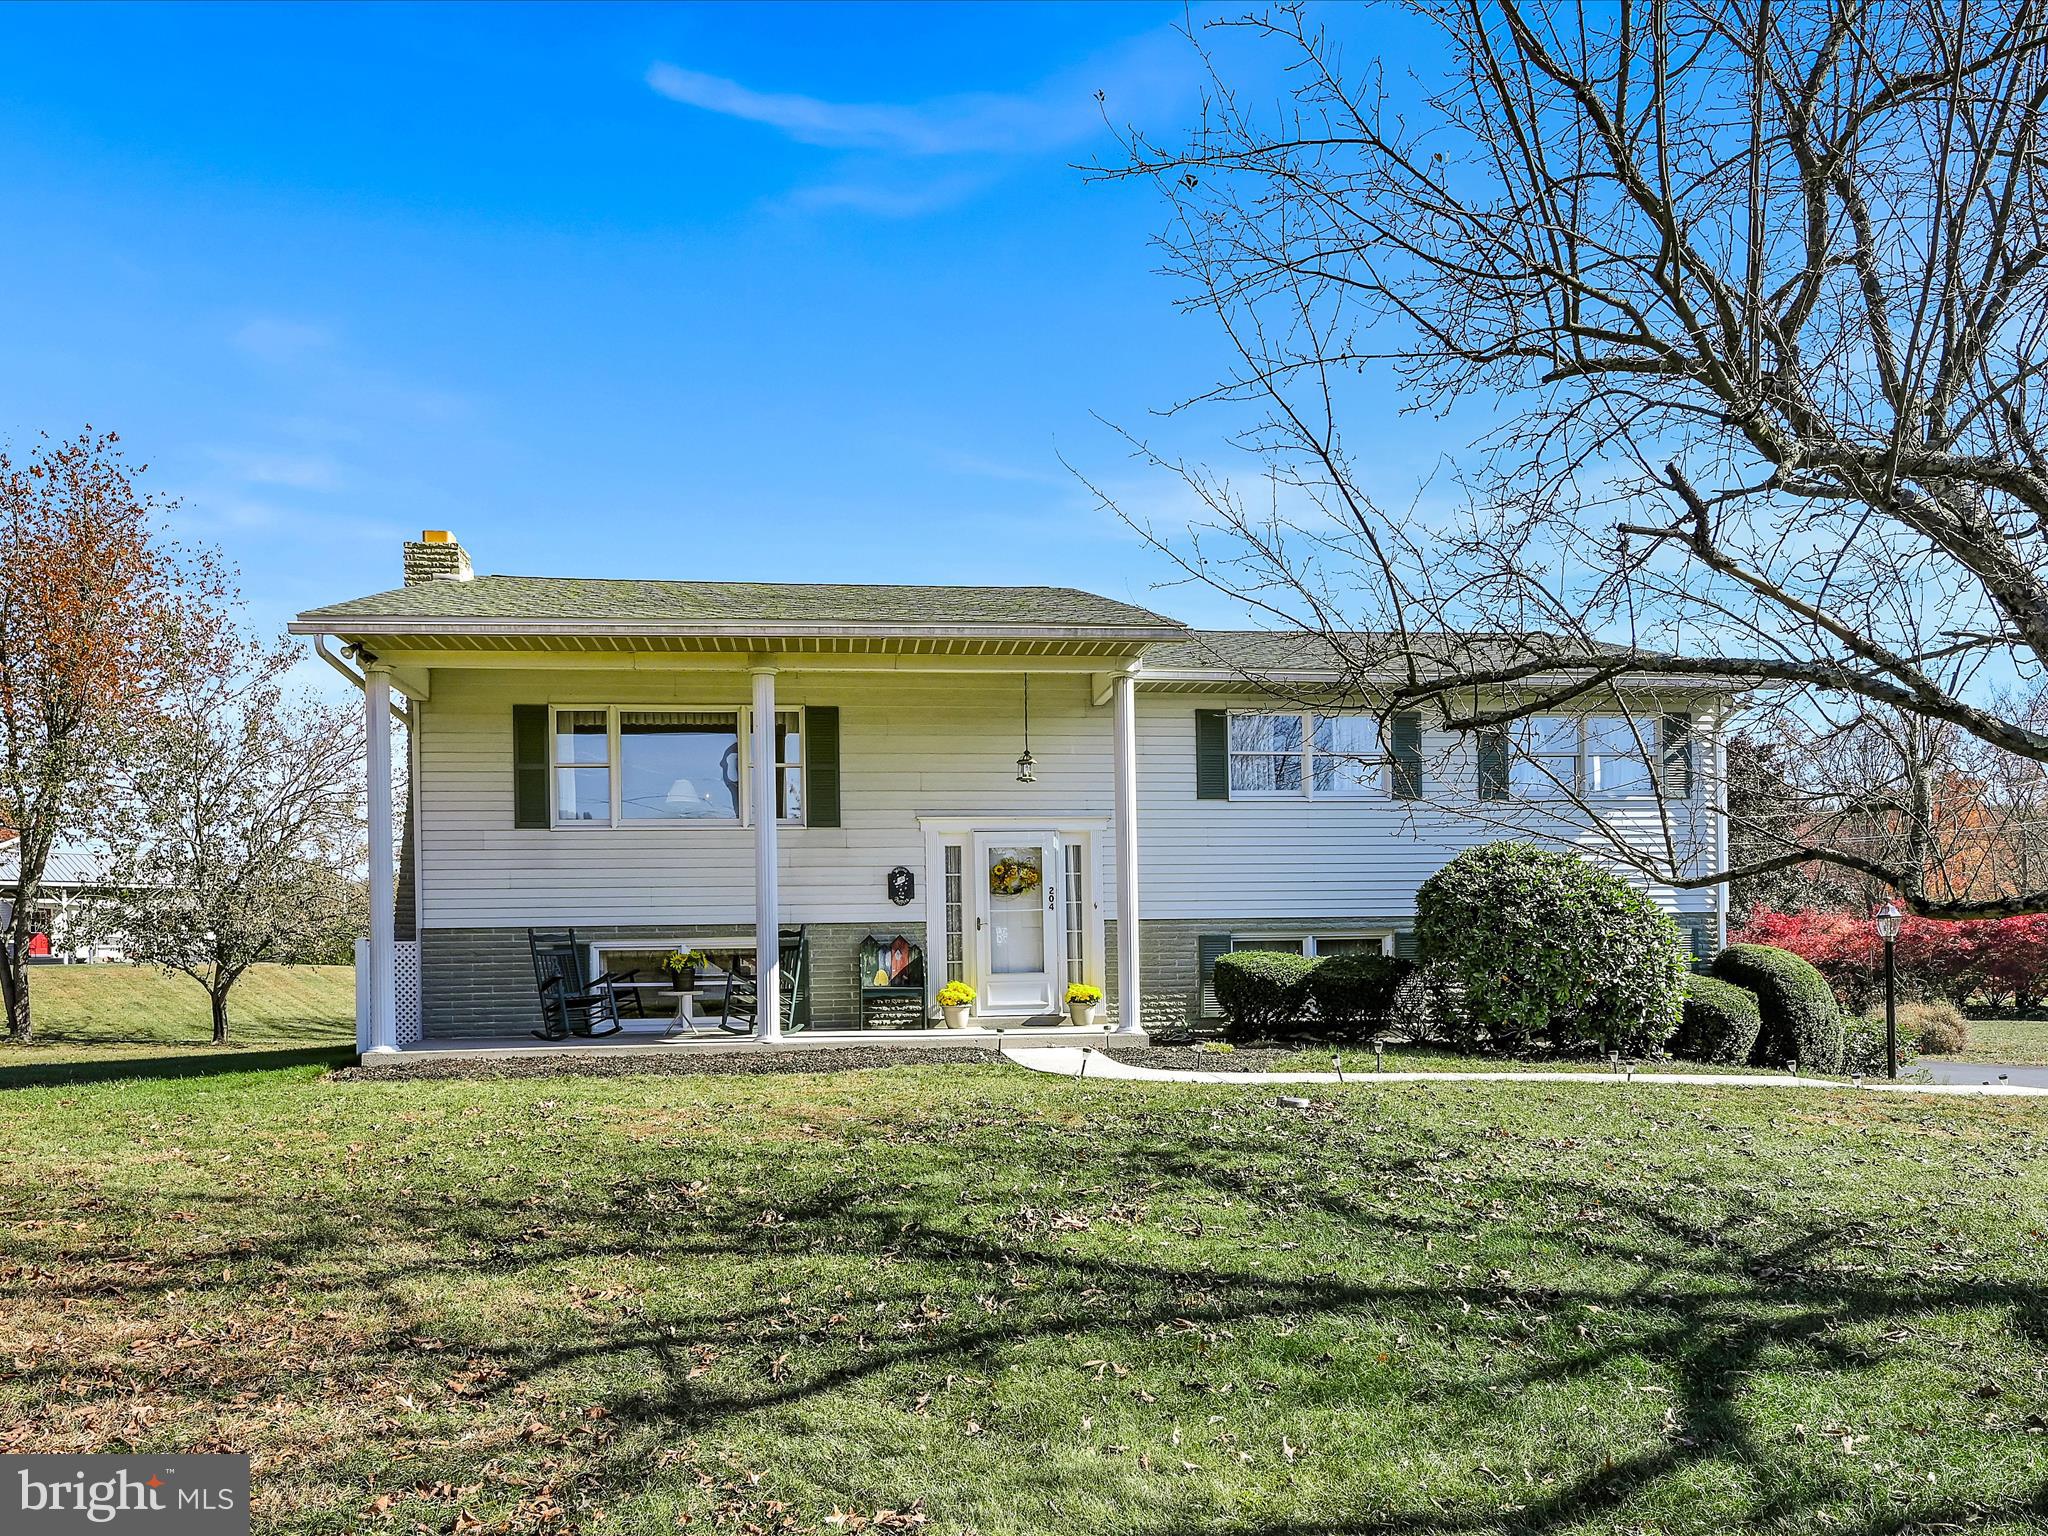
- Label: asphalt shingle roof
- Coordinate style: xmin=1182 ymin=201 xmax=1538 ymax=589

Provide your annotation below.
xmin=1143 ymin=630 xmax=1638 ymax=674
xmin=296 ymin=577 xmax=1184 ymax=633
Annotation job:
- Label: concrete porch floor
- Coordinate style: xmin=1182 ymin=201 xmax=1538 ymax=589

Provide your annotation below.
xmin=388 ymin=1021 xmax=1127 ymax=1059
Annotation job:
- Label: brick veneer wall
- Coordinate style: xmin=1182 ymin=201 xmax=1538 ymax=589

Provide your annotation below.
xmin=421 ymin=921 xmax=923 ymax=1038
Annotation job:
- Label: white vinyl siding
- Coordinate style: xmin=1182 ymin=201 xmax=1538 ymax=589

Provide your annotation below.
xmin=411 ymin=669 xmax=1724 ymax=934
xmin=1140 ymin=694 xmax=1722 ymax=921
xmin=416 ymin=670 xmax=1115 ymax=929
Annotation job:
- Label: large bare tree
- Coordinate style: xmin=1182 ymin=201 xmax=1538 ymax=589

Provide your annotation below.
xmin=1095 ymin=0 xmax=2048 ymax=916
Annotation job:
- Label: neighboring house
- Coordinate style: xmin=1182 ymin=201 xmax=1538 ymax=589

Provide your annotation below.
xmin=294 ymin=533 xmax=1731 ymax=1050
xmin=0 ymin=840 xmax=127 ymax=964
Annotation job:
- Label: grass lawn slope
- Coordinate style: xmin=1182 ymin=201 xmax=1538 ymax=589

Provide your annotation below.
xmin=2 ymin=1060 xmax=2045 ymax=1533
xmin=2 ymin=963 xmax=354 ymax=1085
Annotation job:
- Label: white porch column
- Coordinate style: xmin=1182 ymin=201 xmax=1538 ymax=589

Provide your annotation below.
xmin=1111 ymin=672 xmax=1144 ymax=1035
xmin=364 ymin=666 xmax=398 ymax=1054
xmin=751 ymin=665 xmax=783 ymax=1041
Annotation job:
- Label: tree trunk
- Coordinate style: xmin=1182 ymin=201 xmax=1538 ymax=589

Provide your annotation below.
xmin=210 ymin=985 xmax=229 ymax=1046
xmin=2 ymin=914 xmax=30 ymax=1044
xmin=0 ymin=933 xmax=23 ymax=1043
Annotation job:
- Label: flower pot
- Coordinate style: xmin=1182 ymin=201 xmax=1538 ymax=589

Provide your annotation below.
xmin=941 ymin=1003 xmax=970 ymax=1029
xmin=1067 ymin=1001 xmax=1099 ymax=1028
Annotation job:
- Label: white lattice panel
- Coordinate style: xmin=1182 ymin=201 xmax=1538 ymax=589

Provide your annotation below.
xmin=394 ymin=942 xmax=421 ymax=1046
xmin=356 ymin=938 xmax=423 ymax=1049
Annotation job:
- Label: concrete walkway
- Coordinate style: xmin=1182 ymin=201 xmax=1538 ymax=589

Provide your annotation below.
xmin=1003 ymin=1046 xmax=2048 ymax=1098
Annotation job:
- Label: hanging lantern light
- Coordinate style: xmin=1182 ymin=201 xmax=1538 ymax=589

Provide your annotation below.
xmin=1016 ymin=675 xmax=1037 ymax=783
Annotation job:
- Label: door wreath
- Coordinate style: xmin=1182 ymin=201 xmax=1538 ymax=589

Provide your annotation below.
xmin=988 ymin=855 xmax=1042 ymax=898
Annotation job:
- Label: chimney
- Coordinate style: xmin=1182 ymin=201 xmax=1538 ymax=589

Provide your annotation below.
xmin=403 ymin=530 xmax=474 ymax=586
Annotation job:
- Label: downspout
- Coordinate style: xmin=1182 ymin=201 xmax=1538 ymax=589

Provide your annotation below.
xmin=314 ymin=636 xmax=413 ymax=728
xmin=1714 ymin=713 xmax=1730 ymax=950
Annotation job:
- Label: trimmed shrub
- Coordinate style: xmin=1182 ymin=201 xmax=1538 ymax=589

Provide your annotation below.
xmin=1675 ymin=975 xmax=1763 ymax=1065
xmin=1710 ymin=943 xmax=1846 ymax=1071
xmin=1213 ymin=949 xmax=1317 ymax=1041
xmin=1304 ymin=952 xmax=1414 ymax=1041
xmin=1875 ymin=999 xmax=1966 ymax=1056
xmin=1414 ymin=841 xmax=1689 ymax=1056
xmin=1843 ymin=1014 xmax=1920 ymax=1076
xmin=1900 ymin=999 xmax=1970 ymax=1055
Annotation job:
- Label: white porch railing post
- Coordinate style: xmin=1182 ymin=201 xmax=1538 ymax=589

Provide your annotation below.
xmin=751 ymin=665 xmax=782 ymax=1041
xmin=364 ymin=666 xmax=398 ymax=1054
xmin=1111 ymin=671 xmax=1144 ymax=1035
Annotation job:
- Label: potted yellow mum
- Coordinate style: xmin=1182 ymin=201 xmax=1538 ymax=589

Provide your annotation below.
xmin=1066 ymin=982 xmax=1103 ymax=1028
xmin=936 ymin=980 xmax=975 ymax=1029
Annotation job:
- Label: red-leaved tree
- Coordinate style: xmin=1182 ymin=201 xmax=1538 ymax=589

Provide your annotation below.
xmin=1735 ymin=909 xmax=2048 ymax=1010
xmin=0 ymin=430 xmax=228 ymax=1042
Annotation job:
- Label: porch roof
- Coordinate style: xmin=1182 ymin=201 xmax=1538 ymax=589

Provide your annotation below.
xmin=289 ymin=576 xmax=1188 ymax=656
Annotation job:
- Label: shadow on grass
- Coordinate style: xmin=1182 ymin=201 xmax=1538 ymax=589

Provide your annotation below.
xmin=0 ymin=1044 xmax=355 ymax=1090
xmin=5 ymin=1091 xmax=2045 ymax=1533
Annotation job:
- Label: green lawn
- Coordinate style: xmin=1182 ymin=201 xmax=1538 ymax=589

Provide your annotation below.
xmin=1942 ymin=1018 xmax=2048 ymax=1066
xmin=2 ymin=963 xmax=355 ymax=1083
xmin=2 ymin=1056 xmax=2045 ymax=1533
xmin=1264 ymin=1044 xmax=1804 ymax=1076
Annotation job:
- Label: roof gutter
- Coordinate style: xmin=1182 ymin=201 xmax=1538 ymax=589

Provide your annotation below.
xmin=1137 ymin=667 xmax=1750 ymax=694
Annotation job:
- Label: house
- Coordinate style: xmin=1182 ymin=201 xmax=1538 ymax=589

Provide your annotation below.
xmin=292 ymin=532 xmax=1731 ymax=1051
xmin=0 ymin=840 xmax=127 ymax=964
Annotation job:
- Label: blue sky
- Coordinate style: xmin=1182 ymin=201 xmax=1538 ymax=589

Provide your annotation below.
xmin=0 ymin=2 xmax=1454 ymax=676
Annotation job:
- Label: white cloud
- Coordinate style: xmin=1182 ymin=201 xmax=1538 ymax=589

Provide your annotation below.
xmin=645 ymin=30 xmax=1196 ymax=216
xmin=645 ymin=63 xmax=1099 ymax=157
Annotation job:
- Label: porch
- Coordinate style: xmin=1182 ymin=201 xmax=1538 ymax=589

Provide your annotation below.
xmin=334 ymin=644 xmax=1157 ymax=1052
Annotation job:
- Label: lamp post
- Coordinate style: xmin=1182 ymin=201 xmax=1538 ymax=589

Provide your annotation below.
xmin=1874 ymin=900 xmax=1903 ymax=1080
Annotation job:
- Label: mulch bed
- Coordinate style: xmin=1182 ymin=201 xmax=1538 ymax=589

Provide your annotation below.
xmin=334 ymin=1046 xmax=1002 ymax=1082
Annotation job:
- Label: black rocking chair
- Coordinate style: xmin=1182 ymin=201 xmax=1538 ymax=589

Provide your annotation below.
xmin=718 ymin=927 xmax=808 ymax=1035
xmin=528 ymin=929 xmax=626 ymax=1040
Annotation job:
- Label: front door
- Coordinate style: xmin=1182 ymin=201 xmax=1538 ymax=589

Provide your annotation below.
xmin=971 ymin=833 xmax=1061 ymax=1015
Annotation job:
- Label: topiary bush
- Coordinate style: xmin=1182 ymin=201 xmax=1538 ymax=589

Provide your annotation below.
xmin=1303 ymin=952 xmax=1414 ymax=1041
xmin=1413 ymin=841 xmax=1690 ymax=1056
xmin=1709 ymin=943 xmax=1846 ymax=1071
xmin=1213 ymin=949 xmax=1317 ymax=1041
xmin=1675 ymin=974 xmax=1763 ymax=1065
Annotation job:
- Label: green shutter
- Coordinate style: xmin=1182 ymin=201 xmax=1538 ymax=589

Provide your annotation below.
xmin=1195 ymin=710 xmax=1229 ymax=800
xmin=1196 ymin=933 xmax=1232 ymax=1017
xmin=1392 ymin=928 xmax=1419 ymax=961
xmin=1659 ymin=713 xmax=1694 ymax=799
xmin=512 ymin=705 xmax=549 ymax=829
xmin=806 ymin=706 xmax=841 ymax=828
xmin=1391 ymin=711 xmax=1423 ymax=799
xmin=1477 ymin=728 xmax=1510 ymax=801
